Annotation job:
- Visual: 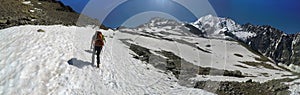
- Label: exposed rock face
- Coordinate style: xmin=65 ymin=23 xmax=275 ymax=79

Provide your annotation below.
xmin=0 ymin=0 xmax=101 ymax=29
xmin=184 ymin=24 xmax=206 ymax=37
xmin=292 ymin=34 xmax=300 ymax=65
xmin=242 ymin=24 xmax=300 ymax=66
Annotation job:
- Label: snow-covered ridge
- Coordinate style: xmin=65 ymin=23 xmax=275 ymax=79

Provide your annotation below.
xmin=135 ymin=15 xmax=256 ymax=42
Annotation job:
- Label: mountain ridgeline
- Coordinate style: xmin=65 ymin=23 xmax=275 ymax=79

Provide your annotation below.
xmin=0 ymin=0 xmax=106 ymax=29
xmin=241 ymin=24 xmax=300 ymax=66
xmin=186 ymin=15 xmax=300 ymax=68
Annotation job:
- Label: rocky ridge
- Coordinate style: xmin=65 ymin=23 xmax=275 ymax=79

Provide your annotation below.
xmin=241 ymin=24 xmax=300 ymax=67
xmin=0 ymin=0 xmax=103 ymax=29
xmin=188 ymin=15 xmax=300 ymax=70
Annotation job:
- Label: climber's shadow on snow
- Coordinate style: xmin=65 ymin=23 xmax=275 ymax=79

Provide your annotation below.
xmin=68 ymin=58 xmax=95 ymax=68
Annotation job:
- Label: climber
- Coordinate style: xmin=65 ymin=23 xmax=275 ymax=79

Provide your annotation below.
xmin=91 ymin=31 xmax=105 ymax=68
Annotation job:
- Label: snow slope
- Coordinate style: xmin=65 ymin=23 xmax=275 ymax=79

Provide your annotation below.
xmin=0 ymin=21 xmax=299 ymax=94
xmin=118 ymin=17 xmax=300 ymax=94
xmin=119 ymin=22 xmax=294 ymax=83
xmin=0 ymin=25 xmax=214 ymax=95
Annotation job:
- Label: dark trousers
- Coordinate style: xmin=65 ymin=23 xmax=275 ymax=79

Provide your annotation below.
xmin=94 ymin=46 xmax=103 ymax=67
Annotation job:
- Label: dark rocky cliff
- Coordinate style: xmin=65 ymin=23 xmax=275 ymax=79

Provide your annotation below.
xmin=0 ymin=0 xmax=104 ymax=29
xmin=242 ymin=24 xmax=300 ymax=66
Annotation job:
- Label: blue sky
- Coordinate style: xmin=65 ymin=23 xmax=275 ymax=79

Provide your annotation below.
xmin=209 ymin=0 xmax=300 ymax=34
xmin=61 ymin=0 xmax=300 ymax=34
xmin=101 ymin=0 xmax=198 ymax=27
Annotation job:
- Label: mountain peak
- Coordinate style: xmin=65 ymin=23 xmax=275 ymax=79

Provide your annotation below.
xmin=194 ymin=14 xmax=217 ymax=25
xmin=191 ymin=14 xmax=243 ymax=39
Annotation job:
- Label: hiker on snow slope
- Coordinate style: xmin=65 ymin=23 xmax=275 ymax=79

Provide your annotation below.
xmin=91 ymin=31 xmax=105 ymax=68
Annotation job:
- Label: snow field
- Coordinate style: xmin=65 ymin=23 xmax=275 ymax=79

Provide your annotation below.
xmin=118 ymin=28 xmax=293 ymax=83
xmin=1 ymin=24 xmax=299 ymax=94
xmin=0 ymin=25 xmax=214 ymax=95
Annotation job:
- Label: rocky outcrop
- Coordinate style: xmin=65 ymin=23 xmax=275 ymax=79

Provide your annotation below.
xmin=242 ymin=24 xmax=300 ymax=66
xmin=0 ymin=0 xmax=101 ymax=29
xmin=291 ymin=34 xmax=300 ymax=65
xmin=194 ymin=78 xmax=292 ymax=95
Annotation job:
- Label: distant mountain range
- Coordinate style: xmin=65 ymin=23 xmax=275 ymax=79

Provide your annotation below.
xmin=186 ymin=15 xmax=300 ymax=71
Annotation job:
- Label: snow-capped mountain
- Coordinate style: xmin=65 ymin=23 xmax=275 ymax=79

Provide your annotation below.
xmin=187 ymin=15 xmax=300 ymax=73
xmin=1 ymin=15 xmax=300 ymax=94
xmin=190 ymin=15 xmax=256 ymax=41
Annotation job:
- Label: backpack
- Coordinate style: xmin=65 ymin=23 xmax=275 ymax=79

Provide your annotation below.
xmin=95 ymin=32 xmax=104 ymax=46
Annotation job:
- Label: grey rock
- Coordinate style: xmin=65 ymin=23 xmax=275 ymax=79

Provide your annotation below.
xmin=0 ymin=19 xmax=7 ymax=24
xmin=242 ymin=24 xmax=300 ymax=66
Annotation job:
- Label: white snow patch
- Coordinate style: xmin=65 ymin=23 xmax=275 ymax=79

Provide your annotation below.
xmin=29 ymin=10 xmax=35 ymax=13
xmin=22 ymin=1 xmax=31 ymax=5
xmin=34 ymin=8 xmax=42 ymax=11
xmin=288 ymin=64 xmax=300 ymax=73
xmin=232 ymin=31 xmax=256 ymax=42
xmin=278 ymin=63 xmax=300 ymax=73
xmin=287 ymin=79 xmax=300 ymax=95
